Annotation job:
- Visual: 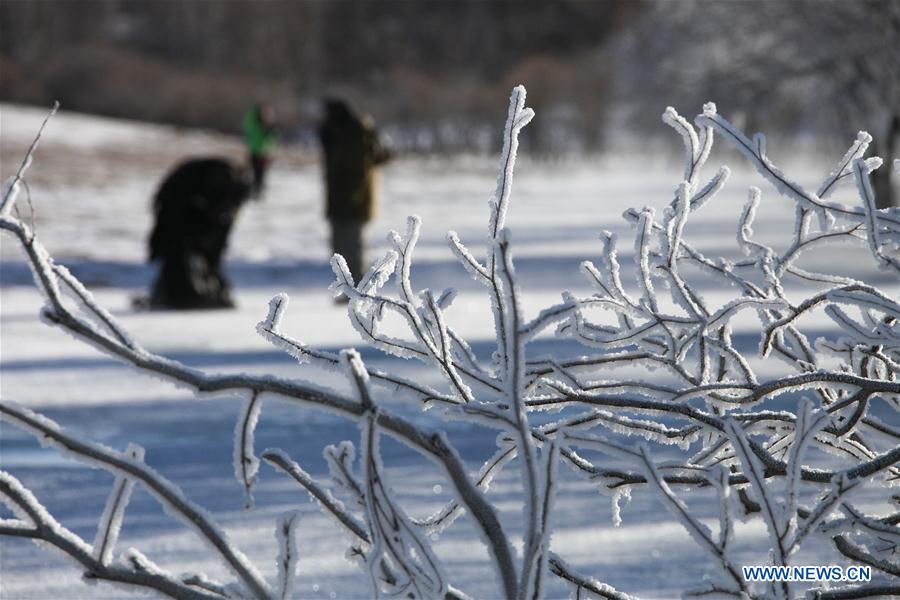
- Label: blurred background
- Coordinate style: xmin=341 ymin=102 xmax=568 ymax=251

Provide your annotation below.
xmin=1 ymin=0 xmax=637 ymax=155
xmin=1 ymin=0 xmax=897 ymax=203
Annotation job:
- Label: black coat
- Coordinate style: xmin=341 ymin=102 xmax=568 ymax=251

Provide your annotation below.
xmin=319 ymin=101 xmax=390 ymax=223
xmin=148 ymin=158 xmax=250 ymax=309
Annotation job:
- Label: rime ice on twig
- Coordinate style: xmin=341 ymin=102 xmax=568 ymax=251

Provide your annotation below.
xmin=0 ymin=102 xmax=58 ymax=218
xmin=275 ymin=511 xmax=301 ymax=600
xmin=0 ymin=402 xmax=271 ymax=599
xmin=234 ymin=392 xmax=262 ymax=509
xmin=93 ymin=443 xmax=144 ymax=565
xmin=356 ymin=379 xmax=448 ymax=598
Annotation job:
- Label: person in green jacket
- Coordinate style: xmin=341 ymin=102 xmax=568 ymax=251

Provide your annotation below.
xmin=319 ymin=98 xmax=391 ymax=289
xmin=243 ymin=102 xmax=278 ymax=198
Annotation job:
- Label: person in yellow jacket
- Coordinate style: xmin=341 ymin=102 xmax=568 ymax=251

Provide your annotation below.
xmin=243 ymin=103 xmax=278 ymax=198
xmin=319 ymin=98 xmax=391 ymax=287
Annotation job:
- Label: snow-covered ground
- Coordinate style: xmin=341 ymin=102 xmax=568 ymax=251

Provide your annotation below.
xmin=1 ymin=104 xmax=896 ymax=599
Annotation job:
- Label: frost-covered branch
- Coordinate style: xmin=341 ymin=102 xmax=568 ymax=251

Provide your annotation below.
xmin=0 ymin=470 xmax=224 ymax=600
xmin=0 ymin=101 xmax=57 ymax=218
xmin=0 ymin=402 xmax=271 ymax=599
xmin=547 ymin=554 xmax=638 ymax=600
xmin=94 ymin=443 xmax=144 ymax=566
xmin=4 ymin=89 xmax=898 ymax=598
xmin=810 ymin=584 xmax=900 ymax=600
xmin=696 ymin=105 xmax=900 ymax=237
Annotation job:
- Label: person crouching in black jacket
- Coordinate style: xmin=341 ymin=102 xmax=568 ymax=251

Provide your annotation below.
xmin=147 ymin=157 xmax=251 ymax=309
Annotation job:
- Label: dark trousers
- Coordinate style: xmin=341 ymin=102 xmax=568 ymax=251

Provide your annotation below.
xmin=329 ymin=218 xmax=366 ymax=283
xmin=249 ymin=154 xmax=270 ymax=196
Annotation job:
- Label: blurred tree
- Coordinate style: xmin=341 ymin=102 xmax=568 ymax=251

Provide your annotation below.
xmin=0 ymin=0 xmax=643 ymax=153
xmin=618 ymin=0 xmax=900 ymax=207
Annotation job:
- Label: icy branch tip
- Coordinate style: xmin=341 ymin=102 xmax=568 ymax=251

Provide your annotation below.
xmin=662 ymin=106 xmax=680 ymax=122
xmin=511 ymin=84 xmax=527 ymax=107
xmin=124 ymin=443 xmax=146 ymax=461
xmin=406 ymin=214 xmax=422 ymax=230
xmin=515 ymin=107 xmax=535 ymax=130
xmin=1 ymin=102 xmax=60 ymax=215
xmin=437 ymin=287 xmax=457 ymax=308
xmin=401 ymin=215 xmax=422 ymax=247
xmin=508 ymin=85 xmax=535 ymax=130
xmin=702 ymin=102 xmax=717 ymax=116
xmin=622 ymin=207 xmax=640 ymax=222
xmin=260 ymin=293 xmax=289 ymax=331
xmin=852 ymin=157 xmax=884 ymax=182
xmin=862 ymin=156 xmax=884 ymax=174
xmin=340 ymin=348 xmax=368 ymax=381
xmin=329 ymin=254 xmax=355 ymax=291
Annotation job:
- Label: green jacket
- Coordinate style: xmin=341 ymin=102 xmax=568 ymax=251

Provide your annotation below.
xmin=243 ymin=107 xmax=277 ymax=156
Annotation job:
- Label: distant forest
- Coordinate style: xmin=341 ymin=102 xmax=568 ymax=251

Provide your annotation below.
xmin=2 ymin=0 xmax=897 ymax=187
xmin=0 ymin=0 xmax=642 ymax=153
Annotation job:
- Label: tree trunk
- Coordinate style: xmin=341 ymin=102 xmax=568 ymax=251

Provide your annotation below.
xmin=872 ymin=112 xmax=899 ymax=209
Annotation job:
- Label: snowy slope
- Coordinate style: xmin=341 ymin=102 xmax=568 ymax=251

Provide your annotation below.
xmin=1 ymin=104 xmax=895 ymax=599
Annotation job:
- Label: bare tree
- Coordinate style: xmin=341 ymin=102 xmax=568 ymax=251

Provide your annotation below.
xmin=1 ymin=88 xmax=898 ymax=598
xmin=619 ymin=0 xmax=900 ymax=208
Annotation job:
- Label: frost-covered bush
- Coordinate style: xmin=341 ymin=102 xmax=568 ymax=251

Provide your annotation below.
xmin=1 ymin=88 xmax=899 ymax=599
